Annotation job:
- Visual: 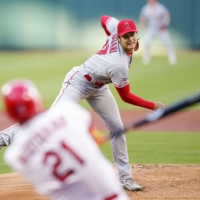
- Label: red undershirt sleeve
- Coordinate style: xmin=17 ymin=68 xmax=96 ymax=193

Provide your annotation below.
xmin=115 ymin=84 xmax=155 ymax=110
xmin=101 ymin=15 xmax=111 ymax=36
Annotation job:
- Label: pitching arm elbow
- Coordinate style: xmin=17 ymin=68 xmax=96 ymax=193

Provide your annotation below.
xmin=101 ymin=15 xmax=111 ymax=36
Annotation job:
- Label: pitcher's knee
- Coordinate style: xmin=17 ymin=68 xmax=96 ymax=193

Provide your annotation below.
xmin=110 ymin=125 xmax=124 ymax=139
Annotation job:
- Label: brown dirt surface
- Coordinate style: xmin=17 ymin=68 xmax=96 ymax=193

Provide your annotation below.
xmin=0 ymin=110 xmax=200 ymax=132
xmin=0 ymin=164 xmax=200 ymax=200
xmin=89 ymin=109 xmax=200 ymax=132
xmin=0 ymin=110 xmax=200 ymax=200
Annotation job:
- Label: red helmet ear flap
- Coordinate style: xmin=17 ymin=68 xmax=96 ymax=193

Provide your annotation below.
xmin=134 ymin=41 xmax=139 ymax=51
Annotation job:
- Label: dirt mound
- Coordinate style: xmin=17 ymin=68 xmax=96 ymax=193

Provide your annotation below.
xmin=0 ymin=164 xmax=200 ymax=200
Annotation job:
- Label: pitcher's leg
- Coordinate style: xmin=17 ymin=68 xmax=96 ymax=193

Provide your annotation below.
xmin=86 ymin=88 xmax=132 ymax=181
xmin=50 ymin=88 xmax=82 ymax=110
xmin=0 ymin=123 xmax=20 ymax=147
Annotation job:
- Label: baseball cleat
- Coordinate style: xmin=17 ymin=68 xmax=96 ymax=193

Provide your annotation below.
xmin=121 ymin=178 xmax=142 ymax=191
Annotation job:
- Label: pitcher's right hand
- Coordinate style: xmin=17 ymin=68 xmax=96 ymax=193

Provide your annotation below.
xmin=154 ymin=102 xmax=166 ymax=110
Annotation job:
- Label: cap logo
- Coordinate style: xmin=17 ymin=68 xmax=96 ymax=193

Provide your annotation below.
xmin=125 ymin=22 xmax=130 ymax=30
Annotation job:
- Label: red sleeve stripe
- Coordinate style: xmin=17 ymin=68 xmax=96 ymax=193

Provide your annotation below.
xmin=113 ymin=82 xmax=129 ymax=88
xmin=101 ymin=15 xmax=111 ymax=36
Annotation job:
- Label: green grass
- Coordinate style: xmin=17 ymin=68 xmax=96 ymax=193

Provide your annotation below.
xmin=0 ymin=51 xmax=91 ymax=109
xmin=1 ymin=131 xmax=200 ymax=174
xmin=0 ymin=50 xmax=200 ymax=109
xmin=0 ymin=50 xmax=200 ymax=174
xmin=101 ymin=132 xmax=200 ymax=164
xmin=0 ymin=148 xmax=13 ymax=174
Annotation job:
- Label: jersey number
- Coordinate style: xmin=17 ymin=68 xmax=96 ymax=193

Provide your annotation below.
xmin=43 ymin=141 xmax=84 ymax=182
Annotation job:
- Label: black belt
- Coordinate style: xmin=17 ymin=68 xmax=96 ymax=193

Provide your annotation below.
xmin=84 ymin=74 xmax=105 ymax=87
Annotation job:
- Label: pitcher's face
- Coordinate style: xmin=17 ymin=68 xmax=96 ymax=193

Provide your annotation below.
xmin=118 ymin=32 xmax=138 ymax=54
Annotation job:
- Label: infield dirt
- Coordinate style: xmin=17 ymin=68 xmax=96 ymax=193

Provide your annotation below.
xmin=0 ymin=164 xmax=200 ymax=200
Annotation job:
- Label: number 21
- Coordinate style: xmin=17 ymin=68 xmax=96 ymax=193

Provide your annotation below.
xmin=43 ymin=141 xmax=84 ymax=182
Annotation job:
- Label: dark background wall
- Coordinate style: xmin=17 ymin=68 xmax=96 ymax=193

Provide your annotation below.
xmin=0 ymin=0 xmax=199 ymax=50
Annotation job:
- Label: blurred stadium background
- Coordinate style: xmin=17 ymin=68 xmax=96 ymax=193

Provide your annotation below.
xmin=0 ymin=0 xmax=200 ymax=108
xmin=0 ymin=0 xmax=200 ymax=50
xmin=0 ymin=0 xmax=200 ymax=106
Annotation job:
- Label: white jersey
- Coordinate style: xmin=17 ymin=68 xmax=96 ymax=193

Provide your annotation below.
xmin=139 ymin=3 xmax=169 ymax=30
xmin=4 ymin=100 xmax=129 ymax=200
xmin=83 ymin=17 xmax=133 ymax=88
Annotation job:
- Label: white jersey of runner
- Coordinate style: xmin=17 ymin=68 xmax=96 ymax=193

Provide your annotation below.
xmin=4 ymin=100 xmax=129 ymax=200
xmin=83 ymin=17 xmax=132 ymax=88
xmin=139 ymin=2 xmax=169 ymax=31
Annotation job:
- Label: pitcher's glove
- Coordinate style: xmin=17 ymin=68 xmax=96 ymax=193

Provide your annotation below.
xmin=89 ymin=126 xmax=108 ymax=146
xmin=159 ymin=15 xmax=169 ymax=31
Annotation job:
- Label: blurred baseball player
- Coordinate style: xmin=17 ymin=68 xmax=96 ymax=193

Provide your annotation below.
xmin=2 ymin=79 xmax=130 ymax=200
xmin=0 ymin=15 xmax=165 ymax=191
xmin=139 ymin=0 xmax=177 ymax=65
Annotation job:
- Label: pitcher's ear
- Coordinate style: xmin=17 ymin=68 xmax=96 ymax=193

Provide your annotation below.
xmin=134 ymin=41 xmax=139 ymax=51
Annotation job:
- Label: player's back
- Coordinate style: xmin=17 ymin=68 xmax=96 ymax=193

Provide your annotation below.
xmin=4 ymin=100 xmax=130 ymax=200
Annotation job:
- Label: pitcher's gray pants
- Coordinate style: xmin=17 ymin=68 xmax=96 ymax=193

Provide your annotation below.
xmin=0 ymin=66 xmax=132 ymax=181
xmin=50 ymin=67 xmax=132 ymax=181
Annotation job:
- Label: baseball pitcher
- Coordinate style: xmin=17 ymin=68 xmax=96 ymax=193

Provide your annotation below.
xmin=3 ymin=79 xmax=130 ymax=200
xmin=0 ymin=15 xmax=165 ymax=191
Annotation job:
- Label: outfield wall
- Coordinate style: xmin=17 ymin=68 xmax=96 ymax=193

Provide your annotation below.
xmin=0 ymin=0 xmax=199 ymax=50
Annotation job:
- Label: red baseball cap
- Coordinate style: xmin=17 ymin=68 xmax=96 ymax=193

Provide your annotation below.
xmin=117 ymin=19 xmax=138 ymax=36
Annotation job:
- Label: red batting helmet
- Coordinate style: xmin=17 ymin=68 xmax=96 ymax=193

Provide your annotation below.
xmin=1 ymin=79 xmax=44 ymax=123
xmin=117 ymin=19 xmax=138 ymax=36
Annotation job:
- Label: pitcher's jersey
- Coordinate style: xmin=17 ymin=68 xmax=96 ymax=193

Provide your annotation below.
xmin=139 ymin=3 xmax=169 ymax=30
xmin=4 ymin=100 xmax=129 ymax=200
xmin=83 ymin=17 xmax=133 ymax=88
